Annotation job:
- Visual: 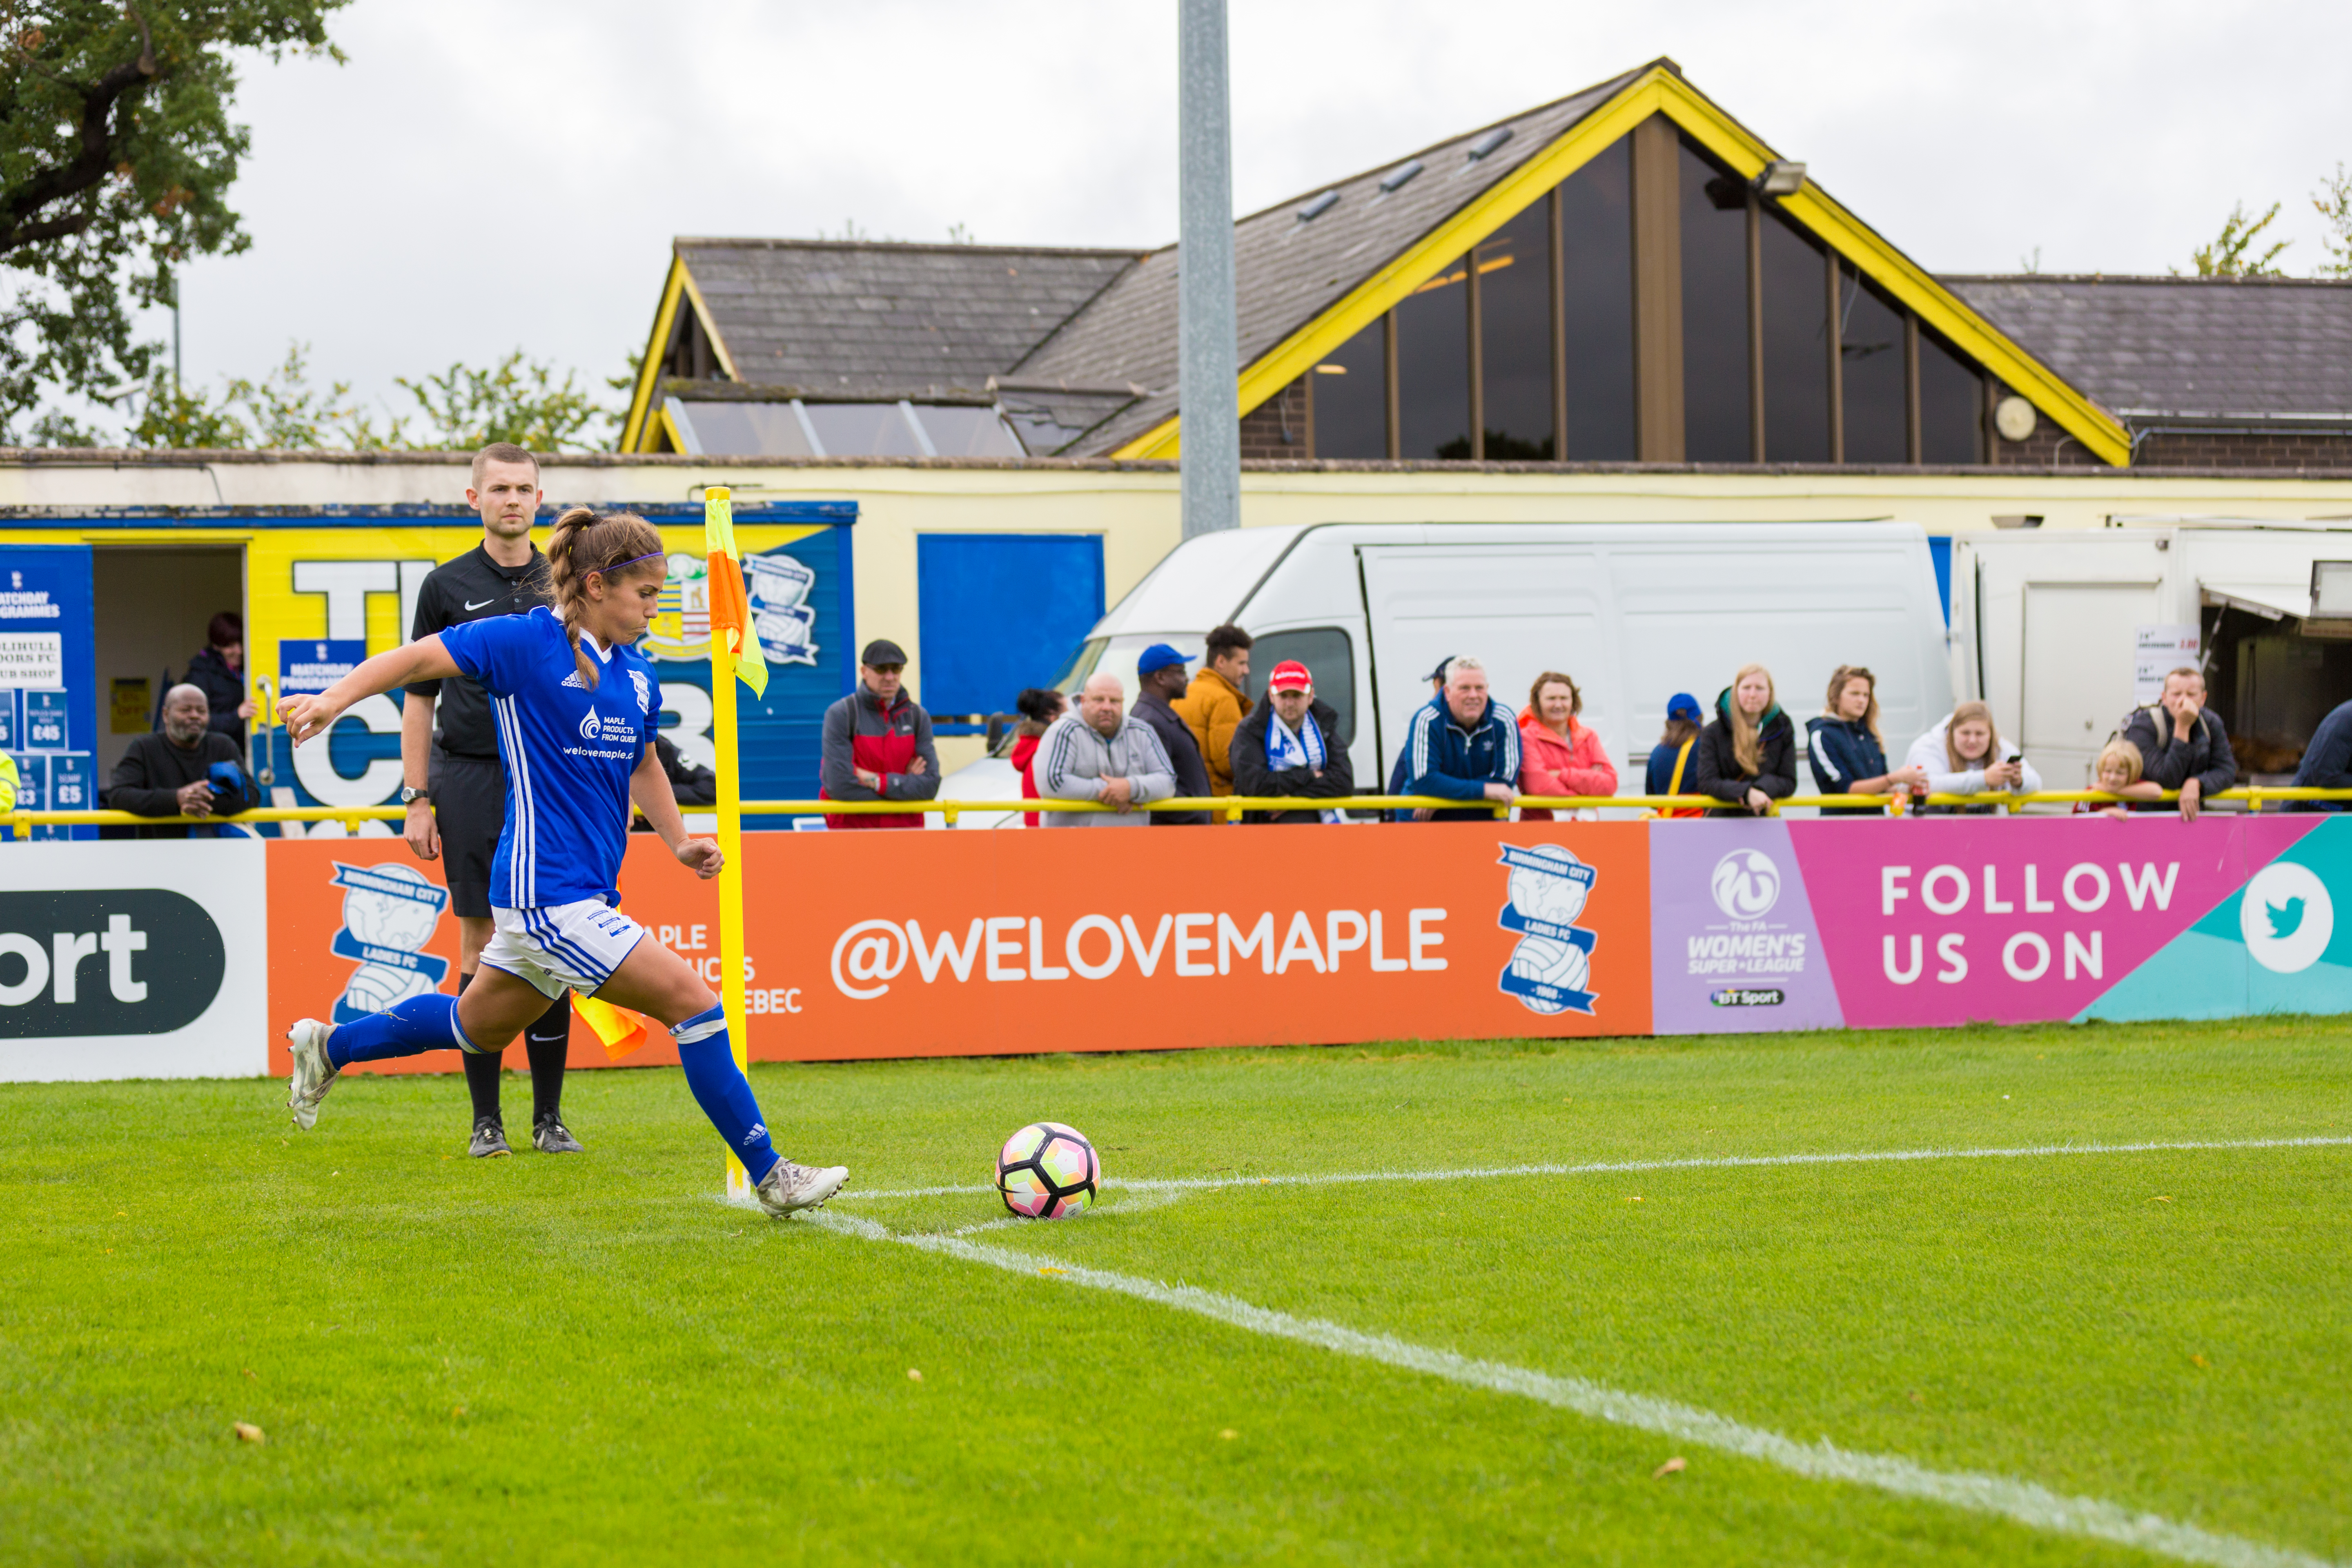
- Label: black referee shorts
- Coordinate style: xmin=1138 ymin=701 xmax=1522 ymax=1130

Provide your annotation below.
xmin=428 ymin=750 xmax=506 ymax=920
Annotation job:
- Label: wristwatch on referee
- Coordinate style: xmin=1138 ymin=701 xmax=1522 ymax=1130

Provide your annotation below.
xmin=401 ymin=786 xmax=430 ymax=805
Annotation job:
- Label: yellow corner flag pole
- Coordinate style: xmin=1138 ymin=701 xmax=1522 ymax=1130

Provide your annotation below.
xmin=704 ymin=487 xmax=753 ymax=1200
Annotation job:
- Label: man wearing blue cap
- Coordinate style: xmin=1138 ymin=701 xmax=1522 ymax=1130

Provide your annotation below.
xmin=1644 ymin=692 xmax=1708 ymax=810
xmin=1132 ymin=644 xmax=1212 ymax=824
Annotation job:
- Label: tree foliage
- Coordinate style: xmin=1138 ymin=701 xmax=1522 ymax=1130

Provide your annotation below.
xmin=2186 ymin=201 xmax=2289 ymax=278
xmin=0 ymin=1 xmax=348 ymax=440
xmin=126 ymin=340 xmax=618 ymax=450
xmin=2315 ymin=164 xmax=2352 ymax=279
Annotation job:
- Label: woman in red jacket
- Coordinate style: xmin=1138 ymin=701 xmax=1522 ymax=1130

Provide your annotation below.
xmin=1008 ymin=687 xmax=1065 ymax=828
xmin=1518 ymin=670 xmax=1618 ymax=820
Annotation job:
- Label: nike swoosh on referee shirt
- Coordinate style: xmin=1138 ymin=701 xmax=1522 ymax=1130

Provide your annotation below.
xmin=463 ymin=597 xmax=498 ymax=611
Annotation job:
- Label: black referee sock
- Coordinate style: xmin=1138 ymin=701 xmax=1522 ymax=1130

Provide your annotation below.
xmin=524 ymin=993 xmax=572 ymax=1127
xmin=456 ymin=970 xmax=507 ymax=1125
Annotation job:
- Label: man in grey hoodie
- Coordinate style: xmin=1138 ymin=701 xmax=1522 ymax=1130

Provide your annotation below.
xmin=1036 ymin=673 xmax=1177 ymax=826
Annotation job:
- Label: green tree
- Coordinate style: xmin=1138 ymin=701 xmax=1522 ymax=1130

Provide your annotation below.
xmin=392 ymin=350 xmax=606 ymax=451
xmin=2186 ymin=201 xmax=2289 ymax=278
xmin=0 ymin=1 xmax=349 ymax=441
xmin=2315 ymin=164 xmax=2352 ymax=278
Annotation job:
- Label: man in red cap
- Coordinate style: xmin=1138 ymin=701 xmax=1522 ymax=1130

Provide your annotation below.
xmin=1229 ymin=659 xmax=1354 ymax=824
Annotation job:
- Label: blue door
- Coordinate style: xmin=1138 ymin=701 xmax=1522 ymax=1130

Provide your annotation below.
xmin=916 ymin=534 xmax=1104 ymax=722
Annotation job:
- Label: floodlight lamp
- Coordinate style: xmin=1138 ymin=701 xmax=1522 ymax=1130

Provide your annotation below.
xmin=1752 ymin=160 xmax=1806 ymax=197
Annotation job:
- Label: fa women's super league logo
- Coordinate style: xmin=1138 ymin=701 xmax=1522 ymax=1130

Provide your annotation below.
xmin=327 ymin=862 xmax=451 ymax=1023
xmin=1496 ymin=843 xmax=1599 ymax=1016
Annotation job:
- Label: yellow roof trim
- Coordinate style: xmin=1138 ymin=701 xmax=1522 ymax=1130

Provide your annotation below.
xmin=620 ymin=258 xmax=688 ymax=453
xmin=1117 ymin=66 xmax=2128 ymax=467
xmin=657 ymin=401 xmax=690 ymax=455
xmin=619 ymin=257 xmax=740 ymax=454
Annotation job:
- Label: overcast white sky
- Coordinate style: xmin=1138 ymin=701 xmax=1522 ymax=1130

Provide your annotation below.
xmin=150 ymin=0 xmax=2350 ymax=438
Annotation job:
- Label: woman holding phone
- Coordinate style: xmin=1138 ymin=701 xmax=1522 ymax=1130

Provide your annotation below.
xmin=1904 ymin=701 xmax=2041 ymax=813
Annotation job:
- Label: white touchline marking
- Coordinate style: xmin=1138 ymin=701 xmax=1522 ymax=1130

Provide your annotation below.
xmin=835 ymin=1134 xmax=2352 ymax=1202
xmin=811 ymin=1209 xmax=2336 ymax=1568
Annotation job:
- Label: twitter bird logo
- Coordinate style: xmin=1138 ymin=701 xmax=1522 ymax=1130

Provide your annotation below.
xmin=2240 ymin=862 xmax=2332 ymax=975
xmin=2266 ymin=897 xmax=2305 ymax=940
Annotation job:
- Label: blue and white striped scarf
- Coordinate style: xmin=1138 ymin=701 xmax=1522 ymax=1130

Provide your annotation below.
xmin=1266 ymin=708 xmax=1343 ymax=823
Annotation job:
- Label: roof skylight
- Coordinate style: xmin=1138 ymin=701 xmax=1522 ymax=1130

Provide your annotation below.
xmin=1466 ymin=127 xmax=1514 ymax=161
xmin=1378 ymin=159 xmax=1423 ymax=194
xmin=1296 ymin=189 xmax=1340 ymax=221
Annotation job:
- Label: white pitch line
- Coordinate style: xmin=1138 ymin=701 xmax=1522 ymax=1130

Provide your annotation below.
xmin=813 ymin=1209 xmax=2336 ymax=1568
xmin=835 ymin=1133 xmax=2352 ymax=1202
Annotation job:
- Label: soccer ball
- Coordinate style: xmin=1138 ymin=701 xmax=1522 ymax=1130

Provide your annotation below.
xmin=996 ymin=1122 xmax=1100 ymax=1219
xmin=1506 ymin=935 xmax=1590 ymax=1015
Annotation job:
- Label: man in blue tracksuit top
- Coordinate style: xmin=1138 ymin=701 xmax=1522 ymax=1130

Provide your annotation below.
xmin=1400 ymin=655 xmax=1519 ymax=822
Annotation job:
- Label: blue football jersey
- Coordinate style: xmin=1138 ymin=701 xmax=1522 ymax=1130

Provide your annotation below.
xmin=438 ymin=607 xmax=662 ymax=909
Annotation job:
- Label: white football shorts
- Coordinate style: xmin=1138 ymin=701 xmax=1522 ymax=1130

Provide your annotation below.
xmin=481 ymin=898 xmax=649 ymax=1000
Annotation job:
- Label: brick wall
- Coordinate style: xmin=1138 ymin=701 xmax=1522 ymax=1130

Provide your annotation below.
xmin=1238 ymin=376 xmax=1312 ymax=461
xmin=2130 ymin=430 xmax=2352 ymax=469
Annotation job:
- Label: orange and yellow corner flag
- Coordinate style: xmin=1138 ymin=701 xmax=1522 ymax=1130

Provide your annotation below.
xmin=702 ymin=488 xmax=768 ymax=699
xmin=572 ymin=991 xmax=652 ymax=1061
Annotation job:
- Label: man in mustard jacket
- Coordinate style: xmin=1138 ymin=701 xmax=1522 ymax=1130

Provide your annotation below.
xmin=1176 ymin=624 xmax=1252 ymax=796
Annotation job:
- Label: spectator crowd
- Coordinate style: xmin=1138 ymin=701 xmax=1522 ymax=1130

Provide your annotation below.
xmin=973 ymin=627 xmax=2277 ymax=827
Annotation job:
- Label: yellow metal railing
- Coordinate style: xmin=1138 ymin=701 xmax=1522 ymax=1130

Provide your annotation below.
xmin=8 ymin=787 xmax=2352 ymax=831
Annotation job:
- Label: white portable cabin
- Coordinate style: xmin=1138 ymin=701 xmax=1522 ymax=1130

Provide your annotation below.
xmin=1064 ymin=520 xmax=1955 ymax=797
xmin=1950 ymin=519 xmax=2352 ymax=787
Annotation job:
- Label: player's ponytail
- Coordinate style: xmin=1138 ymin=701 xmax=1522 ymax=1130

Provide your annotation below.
xmin=547 ymin=506 xmax=668 ymax=690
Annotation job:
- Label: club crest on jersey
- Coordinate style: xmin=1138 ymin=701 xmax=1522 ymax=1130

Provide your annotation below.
xmin=630 ymin=669 xmax=653 ymax=714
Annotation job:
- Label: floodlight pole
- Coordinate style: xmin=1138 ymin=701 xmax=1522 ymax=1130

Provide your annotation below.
xmin=1177 ymin=0 xmax=1239 ymax=539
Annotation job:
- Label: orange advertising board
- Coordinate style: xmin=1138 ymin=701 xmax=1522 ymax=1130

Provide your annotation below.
xmin=267 ymin=823 xmax=1652 ymax=1073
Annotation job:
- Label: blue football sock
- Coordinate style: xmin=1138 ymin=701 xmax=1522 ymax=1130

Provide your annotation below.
xmin=328 ymin=992 xmax=476 ymax=1067
xmin=673 ymin=1003 xmax=780 ymax=1184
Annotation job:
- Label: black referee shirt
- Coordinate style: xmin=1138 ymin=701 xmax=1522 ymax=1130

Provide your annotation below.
xmin=406 ymin=543 xmax=551 ymax=758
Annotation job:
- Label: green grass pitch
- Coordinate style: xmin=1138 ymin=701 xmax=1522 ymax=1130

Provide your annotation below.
xmin=4 ymin=1018 xmax=2348 ymax=1566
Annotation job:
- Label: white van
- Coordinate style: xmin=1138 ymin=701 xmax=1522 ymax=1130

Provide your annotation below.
xmin=942 ymin=521 xmax=1953 ymax=821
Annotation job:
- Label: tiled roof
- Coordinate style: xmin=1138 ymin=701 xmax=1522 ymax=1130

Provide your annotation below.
xmin=1014 ymin=64 xmax=1656 ymax=454
xmin=1946 ymin=275 xmax=2352 ymax=421
xmin=677 ymin=238 xmax=1145 ymax=399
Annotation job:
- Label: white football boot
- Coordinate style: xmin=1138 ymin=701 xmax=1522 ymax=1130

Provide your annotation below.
xmin=755 ymin=1159 xmax=849 ymax=1216
xmin=286 ymin=1019 xmax=339 ymax=1131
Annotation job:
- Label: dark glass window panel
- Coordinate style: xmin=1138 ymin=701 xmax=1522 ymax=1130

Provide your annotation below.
xmin=1757 ymin=207 xmax=1831 ymax=462
xmin=1917 ymin=323 xmax=1984 ymax=464
xmin=1557 ymin=137 xmax=1635 ymax=460
xmin=802 ymin=401 xmax=927 ymax=457
xmin=1678 ymin=138 xmax=1750 ymax=461
xmin=1243 ymin=627 xmax=1355 ymax=748
xmin=1396 ymin=254 xmax=1472 ymax=459
xmin=1312 ymin=316 xmax=1388 ymax=459
xmin=670 ymin=401 xmax=814 ymax=457
xmin=1477 ymin=213 xmax=1553 ymax=459
xmin=915 ymin=405 xmax=1024 ymax=457
xmin=1839 ymin=264 xmax=1907 ymax=462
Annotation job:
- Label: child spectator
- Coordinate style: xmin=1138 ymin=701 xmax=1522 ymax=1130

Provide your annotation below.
xmin=1906 ymin=701 xmax=2040 ymax=812
xmin=1009 ymin=687 xmax=1064 ymax=828
xmin=1807 ymin=664 xmax=1927 ymax=815
xmin=1643 ymin=693 xmax=1706 ymax=817
xmin=2077 ymin=739 xmax=2160 ymax=817
xmin=1518 ymin=670 xmax=1616 ymax=821
xmin=1691 ymin=665 xmax=1796 ymax=817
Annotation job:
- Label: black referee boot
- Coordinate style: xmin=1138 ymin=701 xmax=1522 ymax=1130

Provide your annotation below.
xmin=469 ymin=1116 xmax=512 ymax=1158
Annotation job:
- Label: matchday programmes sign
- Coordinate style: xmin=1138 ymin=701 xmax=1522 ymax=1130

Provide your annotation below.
xmin=15 ymin=820 xmax=2352 ymax=1084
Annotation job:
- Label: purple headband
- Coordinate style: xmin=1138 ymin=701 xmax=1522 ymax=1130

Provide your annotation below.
xmin=591 ymin=550 xmax=666 ymax=577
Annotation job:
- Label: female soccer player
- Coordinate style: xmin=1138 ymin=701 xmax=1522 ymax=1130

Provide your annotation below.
xmin=276 ymin=507 xmax=847 ymax=1216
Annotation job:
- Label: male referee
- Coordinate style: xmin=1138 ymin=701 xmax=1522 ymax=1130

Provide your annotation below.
xmin=399 ymin=441 xmax=581 ymax=1158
